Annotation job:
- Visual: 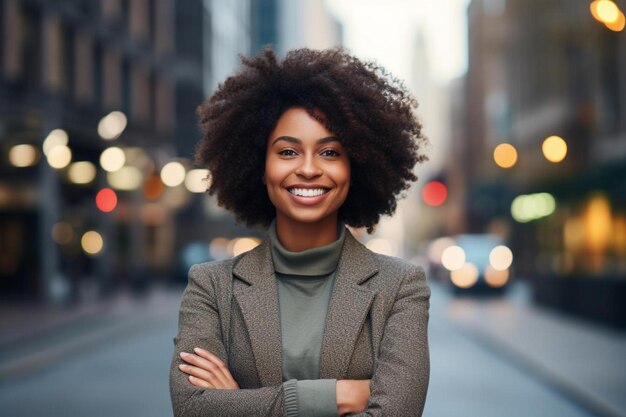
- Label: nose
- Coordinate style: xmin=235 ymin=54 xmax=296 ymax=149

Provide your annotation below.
xmin=295 ymin=154 xmax=323 ymax=178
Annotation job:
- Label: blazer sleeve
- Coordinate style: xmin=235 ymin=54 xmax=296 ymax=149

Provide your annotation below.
xmin=353 ymin=264 xmax=431 ymax=417
xmin=169 ymin=264 xmax=286 ymax=417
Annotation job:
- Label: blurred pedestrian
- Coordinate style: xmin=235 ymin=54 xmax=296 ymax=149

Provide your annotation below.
xmin=170 ymin=46 xmax=430 ymax=417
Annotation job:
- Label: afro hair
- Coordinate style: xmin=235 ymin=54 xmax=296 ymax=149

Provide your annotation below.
xmin=195 ymin=46 xmax=428 ymax=233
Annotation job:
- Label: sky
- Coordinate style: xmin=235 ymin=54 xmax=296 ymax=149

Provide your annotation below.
xmin=326 ymin=0 xmax=470 ymax=84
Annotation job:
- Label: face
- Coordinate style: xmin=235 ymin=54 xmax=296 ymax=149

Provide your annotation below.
xmin=265 ymin=107 xmax=351 ymax=226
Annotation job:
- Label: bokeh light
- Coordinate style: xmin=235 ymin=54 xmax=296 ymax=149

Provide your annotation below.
xmin=107 ymin=166 xmax=143 ymax=190
xmin=450 ymin=262 xmax=479 ymax=288
xmin=590 ymin=0 xmax=602 ymax=20
xmin=594 ymin=0 xmax=620 ymax=23
xmin=209 ymin=237 xmax=231 ymax=260
xmin=47 ymin=145 xmax=72 ymax=169
xmin=584 ymin=193 xmax=612 ymax=253
xmin=441 ymin=245 xmax=466 ymax=271
xmin=161 ymin=162 xmax=186 ymax=187
xmin=606 ymin=10 xmax=625 ymax=31
xmin=511 ymin=192 xmax=556 ymax=222
xmin=493 ymin=143 xmax=518 ymax=168
xmin=123 ymin=147 xmax=155 ymax=174
xmin=230 ymin=237 xmax=261 ymax=256
xmin=185 ymin=169 xmax=210 ymax=193
xmin=422 ymin=181 xmax=448 ymax=206
xmin=613 ymin=215 xmax=626 ymax=254
xmin=484 ymin=265 xmax=509 ymax=288
xmin=81 ymin=230 xmax=104 ymax=255
xmin=68 ymin=161 xmax=97 ymax=184
xmin=42 ymin=129 xmax=68 ymax=156
xmin=100 ymin=147 xmax=126 ymax=172
xmin=98 ymin=111 xmax=127 ymax=140
xmin=489 ymin=245 xmax=513 ymax=270
xmin=564 ymin=216 xmax=585 ymax=253
xmin=542 ymin=135 xmax=567 ymax=163
xmin=96 ymin=188 xmax=118 ymax=212
xmin=427 ymin=237 xmax=455 ymax=264
xmin=366 ymin=238 xmax=399 ymax=256
xmin=9 ymin=144 xmax=39 ymax=167
xmin=143 ymin=175 xmax=164 ymax=199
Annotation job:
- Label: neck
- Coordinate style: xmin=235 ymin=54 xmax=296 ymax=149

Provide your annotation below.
xmin=275 ymin=214 xmax=339 ymax=252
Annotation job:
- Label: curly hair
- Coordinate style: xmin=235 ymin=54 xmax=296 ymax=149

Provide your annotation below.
xmin=195 ymin=46 xmax=428 ymax=233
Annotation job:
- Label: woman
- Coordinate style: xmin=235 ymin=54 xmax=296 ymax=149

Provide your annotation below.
xmin=169 ymin=47 xmax=430 ymax=417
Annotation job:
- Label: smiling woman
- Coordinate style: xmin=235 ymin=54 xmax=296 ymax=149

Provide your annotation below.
xmin=170 ymin=46 xmax=431 ymax=417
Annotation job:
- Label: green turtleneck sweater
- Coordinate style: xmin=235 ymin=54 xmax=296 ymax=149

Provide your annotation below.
xmin=268 ymin=219 xmax=345 ymax=417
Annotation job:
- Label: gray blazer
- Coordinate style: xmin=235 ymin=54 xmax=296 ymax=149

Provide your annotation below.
xmin=169 ymin=229 xmax=430 ymax=417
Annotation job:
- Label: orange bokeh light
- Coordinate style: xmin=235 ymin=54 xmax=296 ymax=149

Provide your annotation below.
xmin=493 ymin=143 xmax=518 ymax=168
xmin=143 ymin=175 xmax=164 ymax=200
xmin=606 ymin=10 xmax=625 ymax=31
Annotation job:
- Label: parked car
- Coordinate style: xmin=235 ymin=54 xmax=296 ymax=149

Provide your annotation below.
xmin=427 ymin=233 xmax=514 ymax=294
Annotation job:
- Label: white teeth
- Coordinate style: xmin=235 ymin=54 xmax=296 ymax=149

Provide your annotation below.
xmin=288 ymin=188 xmax=328 ymax=197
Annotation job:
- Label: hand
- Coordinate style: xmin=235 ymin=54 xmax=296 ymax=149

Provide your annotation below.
xmin=336 ymin=379 xmax=371 ymax=415
xmin=178 ymin=347 xmax=240 ymax=390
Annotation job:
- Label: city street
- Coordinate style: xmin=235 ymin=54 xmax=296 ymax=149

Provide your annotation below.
xmin=1 ymin=1 xmax=624 ymax=416
xmin=2 ymin=279 xmax=620 ymax=417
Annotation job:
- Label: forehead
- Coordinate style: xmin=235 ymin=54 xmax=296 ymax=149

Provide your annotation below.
xmin=268 ymin=107 xmax=334 ymax=140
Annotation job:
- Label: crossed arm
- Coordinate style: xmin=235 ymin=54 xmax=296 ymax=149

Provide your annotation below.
xmin=178 ymin=348 xmax=371 ymax=415
xmin=170 ymin=264 xmax=430 ymax=417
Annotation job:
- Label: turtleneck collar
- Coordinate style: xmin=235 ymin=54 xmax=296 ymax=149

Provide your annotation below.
xmin=268 ymin=218 xmax=346 ymax=276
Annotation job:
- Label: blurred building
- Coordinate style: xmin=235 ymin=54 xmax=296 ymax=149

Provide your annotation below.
xmin=0 ymin=0 xmax=182 ymax=305
xmin=277 ymin=0 xmax=343 ymax=55
xmin=251 ymin=0 xmax=279 ymax=54
xmin=457 ymin=0 xmax=626 ymax=326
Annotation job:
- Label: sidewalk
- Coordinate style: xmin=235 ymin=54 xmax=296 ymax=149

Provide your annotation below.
xmin=0 ymin=285 xmax=184 ymax=381
xmin=443 ymin=281 xmax=626 ymax=417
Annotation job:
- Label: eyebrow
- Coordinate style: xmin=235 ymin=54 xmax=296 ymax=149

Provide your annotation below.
xmin=271 ymin=136 xmax=339 ymax=146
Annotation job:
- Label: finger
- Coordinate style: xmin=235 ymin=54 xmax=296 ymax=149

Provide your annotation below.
xmin=179 ymin=363 xmax=220 ymax=386
xmin=179 ymin=354 xmax=235 ymax=390
xmin=179 ymin=352 xmax=216 ymax=373
xmin=180 ymin=351 xmax=238 ymax=389
xmin=188 ymin=375 xmax=214 ymax=389
xmin=193 ymin=348 xmax=226 ymax=367
xmin=193 ymin=348 xmax=239 ymax=389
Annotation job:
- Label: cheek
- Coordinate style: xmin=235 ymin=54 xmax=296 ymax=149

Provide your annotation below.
xmin=329 ymin=163 xmax=351 ymax=188
xmin=264 ymin=163 xmax=286 ymax=187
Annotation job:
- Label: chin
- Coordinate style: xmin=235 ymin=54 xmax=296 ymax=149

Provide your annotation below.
xmin=281 ymin=208 xmax=335 ymax=225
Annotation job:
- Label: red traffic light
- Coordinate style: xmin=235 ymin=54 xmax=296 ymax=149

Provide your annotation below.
xmin=422 ymin=181 xmax=447 ymax=206
xmin=96 ymin=188 xmax=118 ymax=212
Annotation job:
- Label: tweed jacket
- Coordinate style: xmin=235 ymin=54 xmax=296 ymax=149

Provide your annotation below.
xmin=169 ymin=229 xmax=431 ymax=417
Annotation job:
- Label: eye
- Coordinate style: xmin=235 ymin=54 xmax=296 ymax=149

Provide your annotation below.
xmin=279 ymin=149 xmax=297 ymax=157
xmin=321 ymin=149 xmax=340 ymax=157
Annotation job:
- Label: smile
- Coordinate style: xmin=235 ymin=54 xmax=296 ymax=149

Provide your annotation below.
xmin=287 ymin=188 xmax=330 ymax=197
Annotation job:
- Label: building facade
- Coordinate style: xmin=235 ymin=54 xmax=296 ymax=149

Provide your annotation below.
xmin=0 ymin=0 xmax=179 ymax=304
xmin=461 ymin=0 xmax=626 ymax=325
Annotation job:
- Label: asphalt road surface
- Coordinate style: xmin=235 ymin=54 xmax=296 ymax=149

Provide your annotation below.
xmin=0 ymin=283 xmax=599 ymax=417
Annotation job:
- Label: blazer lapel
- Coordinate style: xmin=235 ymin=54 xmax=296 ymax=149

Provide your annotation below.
xmin=232 ymin=239 xmax=283 ymax=386
xmin=319 ymin=231 xmax=379 ymax=379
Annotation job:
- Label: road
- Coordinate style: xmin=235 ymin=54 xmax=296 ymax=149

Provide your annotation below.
xmin=425 ymin=283 xmax=597 ymax=417
xmin=0 ymin=282 xmax=602 ymax=417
